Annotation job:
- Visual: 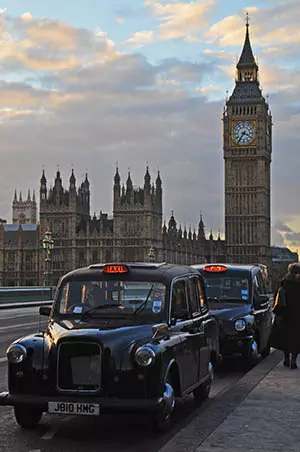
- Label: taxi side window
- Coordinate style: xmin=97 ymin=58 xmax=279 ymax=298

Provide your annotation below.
xmin=187 ymin=277 xmax=201 ymax=317
xmin=256 ymin=272 xmax=266 ymax=294
xmin=196 ymin=278 xmax=208 ymax=315
xmin=254 ymin=273 xmax=265 ymax=296
xmin=171 ymin=280 xmax=189 ymax=321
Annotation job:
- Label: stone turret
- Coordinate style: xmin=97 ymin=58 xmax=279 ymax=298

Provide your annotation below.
xmin=12 ymin=188 xmax=37 ymax=224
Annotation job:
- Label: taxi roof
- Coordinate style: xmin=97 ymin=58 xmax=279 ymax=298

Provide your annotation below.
xmin=58 ymin=262 xmax=201 ymax=286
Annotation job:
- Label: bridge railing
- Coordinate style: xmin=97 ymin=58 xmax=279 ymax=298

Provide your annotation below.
xmin=0 ymin=286 xmax=54 ymax=309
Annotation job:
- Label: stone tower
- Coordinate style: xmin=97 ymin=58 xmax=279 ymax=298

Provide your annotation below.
xmin=113 ymin=167 xmax=163 ymax=262
xmin=12 ymin=189 xmax=37 ymax=224
xmin=223 ymin=18 xmax=272 ymax=265
xmin=39 ymin=169 xmax=91 ymax=279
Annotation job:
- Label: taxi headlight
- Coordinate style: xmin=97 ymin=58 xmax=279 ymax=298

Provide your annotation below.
xmin=7 ymin=344 xmax=27 ymax=364
xmin=234 ymin=319 xmax=246 ymax=332
xmin=135 ymin=346 xmax=156 ymax=367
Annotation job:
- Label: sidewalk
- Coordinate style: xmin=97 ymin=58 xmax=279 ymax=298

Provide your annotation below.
xmin=197 ymin=357 xmax=300 ymax=452
xmin=160 ymin=350 xmax=300 ymax=452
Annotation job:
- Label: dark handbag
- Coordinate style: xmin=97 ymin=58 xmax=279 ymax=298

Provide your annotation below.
xmin=269 ymin=314 xmax=286 ymax=350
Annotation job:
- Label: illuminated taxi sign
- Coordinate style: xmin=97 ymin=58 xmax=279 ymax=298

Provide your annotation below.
xmin=204 ymin=265 xmax=228 ymax=273
xmin=103 ymin=265 xmax=128 ymax=274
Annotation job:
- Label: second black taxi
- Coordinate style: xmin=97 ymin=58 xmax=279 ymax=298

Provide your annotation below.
xmin=192 ymin=263 xmax=273 ymax=366
xmin=0 ymin=262 xmax=219 ymax=431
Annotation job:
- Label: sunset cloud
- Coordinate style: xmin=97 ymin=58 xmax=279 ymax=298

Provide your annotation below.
xmin=145 ymin=0 xmax=215 ymax=40
xmin=124 ymin=30 xmax=155 ymax=49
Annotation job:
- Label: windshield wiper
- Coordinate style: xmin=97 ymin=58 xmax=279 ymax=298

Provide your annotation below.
xmin=81 ymin=304 xmax=122 ymax=320
xmin=133 ymin=285 xmax=154 ymax=316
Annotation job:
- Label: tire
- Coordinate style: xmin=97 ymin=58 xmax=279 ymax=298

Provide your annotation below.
xmin=242 ymin=340 xmax=259 ymax=369
xmin=193 ymin=361 xmax=213 ymax=404
xmin=14 ymin=405 xmax=43 ymax=429
xmin=152 ymin=377 xmax=175 ymax=432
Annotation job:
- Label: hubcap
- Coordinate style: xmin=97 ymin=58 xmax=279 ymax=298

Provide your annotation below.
xmin=208 ymin=361 xmax=214 ymax=381
xmin=251 ymin=340 xmax=259 ymax=358
xmin=163 ymin=382 xmax=175 ymax=416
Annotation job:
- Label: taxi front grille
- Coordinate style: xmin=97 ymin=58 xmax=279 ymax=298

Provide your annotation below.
xmin=57 ymin=342 xmax=101 ymax=393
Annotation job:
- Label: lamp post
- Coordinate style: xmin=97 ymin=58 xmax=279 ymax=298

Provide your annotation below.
xmin=42 ymin=230 xmax=54 ymax=288
xmin=148 ymin=246 xmax=155 ymax=263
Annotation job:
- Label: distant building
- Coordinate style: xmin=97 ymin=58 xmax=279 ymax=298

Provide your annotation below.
xmin=271 ymin=246 xmax=299 ymax=291
xmin=0 ymin=166 xmax=227 ymax=286
xmin=0 ymin=224 xmax=40 ymax=286
xmin=12 ymin=190 xmax=37 ymax=224
xmin=38 ymin=168 xmax=225 ymax=285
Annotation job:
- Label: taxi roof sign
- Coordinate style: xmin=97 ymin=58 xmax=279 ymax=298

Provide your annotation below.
xmin=204 ymin=265 xmax=228 ymax=273
xmin=103 ymin=264 xmax=129 ymax=274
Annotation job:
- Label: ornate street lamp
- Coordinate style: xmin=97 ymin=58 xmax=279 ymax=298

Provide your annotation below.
xmin=42 ymin=230 xmax=54 ymax=287
xmin=148 ymin=246 xmax=155 ymax=263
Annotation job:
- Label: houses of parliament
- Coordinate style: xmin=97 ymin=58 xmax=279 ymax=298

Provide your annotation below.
xmin=0 ymin=20 xmax=286 ymax=287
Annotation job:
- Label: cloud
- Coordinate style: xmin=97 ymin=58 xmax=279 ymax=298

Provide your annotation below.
xmin=285 ymin=232 xmax=300 ymax=243
xmin=158 ymin=58 xmax=217 ymax=83
xmin=145 ymin=0 xmax=215 ymax=40
xmin=20 ymin=12 xmax=33 ymax=22
xmin=274 ymin=221 xmax=293 ymax=233
xmin=0 ymin=13 xmax=118 ymax=72
xmin=196 ymin=84 xmax=221 ymax=95
xmin=271 ymin=227 xmax=285 ymax=247
xmin=124 ymin=30 xmax=155 ymax=49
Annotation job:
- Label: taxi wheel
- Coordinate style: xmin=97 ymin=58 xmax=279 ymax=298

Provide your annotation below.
xmin=152 ymin=378 xmax=175 ymax=432
xmin=242 ymin=340 xmax=259 ymax=369
xmin=14 ymin=405 xmax=43 ymax=429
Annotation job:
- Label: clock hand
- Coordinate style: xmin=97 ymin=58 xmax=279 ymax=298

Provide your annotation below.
xmin=238 ymin=131 xmax=246 ymax=143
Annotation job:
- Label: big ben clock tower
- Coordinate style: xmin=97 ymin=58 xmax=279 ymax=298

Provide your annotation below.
xmin=223 ymin=17 xmax=272 ymax=266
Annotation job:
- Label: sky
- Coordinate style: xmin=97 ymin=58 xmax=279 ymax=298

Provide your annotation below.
xmin=0 ymin=0 xmax=300 ymax=251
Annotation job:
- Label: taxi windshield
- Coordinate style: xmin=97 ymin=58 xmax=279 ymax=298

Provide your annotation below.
xmin=56 ymin=280 xmax=167 ymax=318
xmin=203 ymin=274 xmax=250 ymax=303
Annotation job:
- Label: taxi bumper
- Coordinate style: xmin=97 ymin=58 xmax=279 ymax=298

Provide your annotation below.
xmin=220 ymin=335 xmax=254 ymax=357
xmin=0 ymin=391 xmax=164 ymax=413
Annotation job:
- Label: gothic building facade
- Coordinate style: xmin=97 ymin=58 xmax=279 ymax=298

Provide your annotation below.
xmin=223 ymin=19 xmax=272 ymax=267
xmin=37 ymin=168 xmax=225 ymax=285
xmin=12 ymin=190 xmax=37 ymax=224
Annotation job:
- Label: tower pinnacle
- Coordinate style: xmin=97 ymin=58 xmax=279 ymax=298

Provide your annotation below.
xmin=237 ymin=15 xmax=258 ymax=71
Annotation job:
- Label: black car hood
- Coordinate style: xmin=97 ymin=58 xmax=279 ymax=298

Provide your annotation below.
xmin=208 ymin=302 xmax=251 ymax=321
xmin=47 ymin=317 xmax=155 ymax=366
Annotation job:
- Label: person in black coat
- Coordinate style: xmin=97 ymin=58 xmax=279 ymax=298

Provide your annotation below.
xmin=269 ymin=262 xmax=300 ymax=369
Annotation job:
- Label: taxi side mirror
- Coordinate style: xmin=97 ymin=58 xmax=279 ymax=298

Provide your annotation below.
xmin=152 ymin=323 xmax=170 ymax=339
xmin=254 ymin=294 xmax=269 ymax=310
xmin=39 ymin=306 xmax=51 ymax=317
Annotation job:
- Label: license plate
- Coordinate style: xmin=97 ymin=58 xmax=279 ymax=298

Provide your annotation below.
xmin=48 ymin=401 xmax=100 ymax=416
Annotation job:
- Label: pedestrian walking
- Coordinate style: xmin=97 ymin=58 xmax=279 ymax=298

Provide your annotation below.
xmin=269 ymin=262 xmax=300 ymax=369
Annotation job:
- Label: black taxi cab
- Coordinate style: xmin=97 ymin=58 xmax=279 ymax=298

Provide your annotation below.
xmin=192 ymin=264 xmax=273 ymax=366
xmin=0 ymin=262 xmax=219 ymax=431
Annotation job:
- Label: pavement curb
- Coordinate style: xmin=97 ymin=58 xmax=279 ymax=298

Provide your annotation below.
xmin=158 ymin=350 xmax=283 ymax=452
xmin=0 ymin=300 xmax=52 ymax=310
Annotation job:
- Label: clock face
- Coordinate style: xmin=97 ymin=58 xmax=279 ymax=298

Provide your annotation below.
xmin=232 ymin=122 xmax=255 ymax=145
